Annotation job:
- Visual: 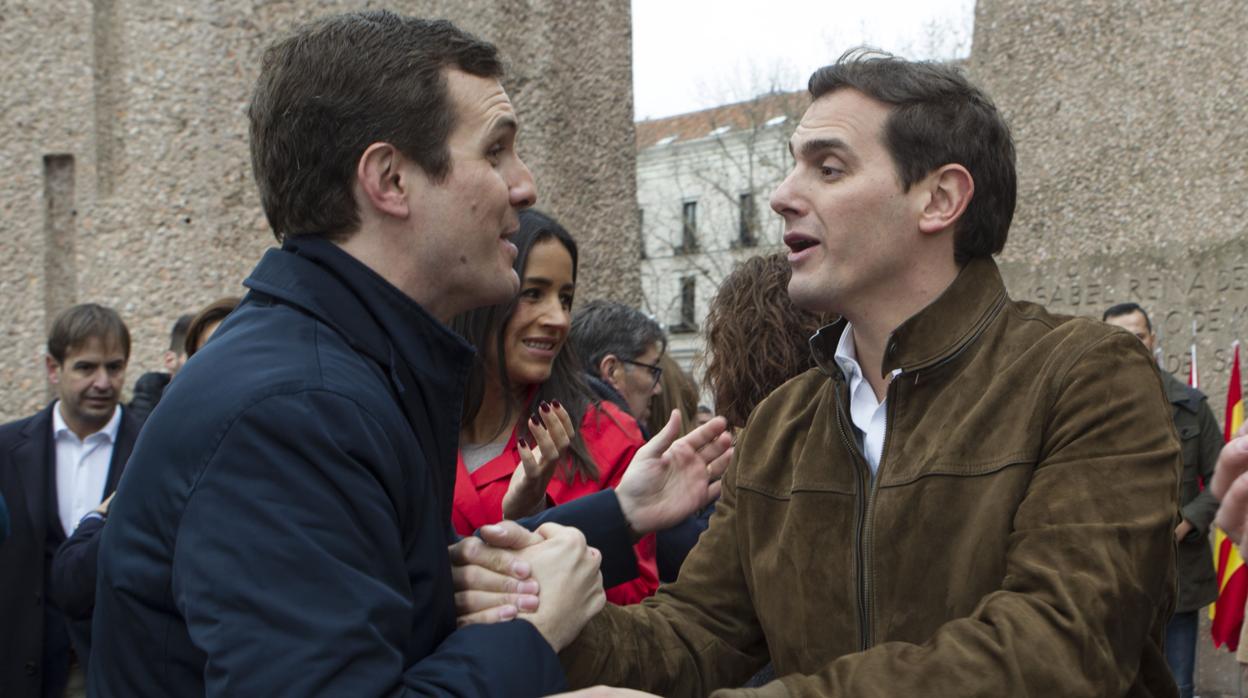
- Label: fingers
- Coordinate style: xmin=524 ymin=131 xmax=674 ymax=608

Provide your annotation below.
xmin=516 ymin=438 xmax=543 ymax=480
xmin=706 ymin=444 xmax=733 ymax=482
xmin=451 ymin=559 xmax=540 ymax=596
xmin=679 ymin=415 xmax=731 ymax=453
xmin=535 ymin=521 xmax=587 ymax=547
xmin=456 ymin=603 xmax=517 ymax=628
xmin=479 ymin=521 xmax=543 ymax=550
xmin=454 ymin=589 xmax=540 ymax=618
xmin=551 ymin=401 xmax=575 ymax=443
xmin=449 ymin=533 xmax=533 ymax=579
xmin=635 ymin=409 xmax=683 ymax=460
xmin=709 ymin=476 xmax=725 ymax=499
xmin=1211 ymin=430 xmax=1248 ymax=500
xmin=1216 ymin=470 xmax=1248 ymax=546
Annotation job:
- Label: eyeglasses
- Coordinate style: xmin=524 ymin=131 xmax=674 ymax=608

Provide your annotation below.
xmin=620 ymin=358 xmax=663 ymax=389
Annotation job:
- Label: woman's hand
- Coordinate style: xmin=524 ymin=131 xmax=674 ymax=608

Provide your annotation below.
xmin=502 ymin=401 xmax=575 ymax=519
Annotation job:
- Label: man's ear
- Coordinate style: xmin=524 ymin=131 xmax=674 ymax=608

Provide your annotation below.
xmin=45 ymin=355 xmax=61 ymax=385
xmin=598 ymin=354 xmax=622 ymax=388
xmin=355 ymin=143 xmax=412 ymax=220
xmin=917 ymin=164 xmax=974 ymax=236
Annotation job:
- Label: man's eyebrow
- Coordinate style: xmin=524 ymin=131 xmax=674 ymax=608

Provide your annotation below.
xmin=486 ymin=114 xmax=518 ymax=139
xmin=793 ymin=137 xmax=850 ymax=160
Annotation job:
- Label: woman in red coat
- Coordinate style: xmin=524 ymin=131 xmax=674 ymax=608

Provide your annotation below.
xmin=449 ymin=209 xmax=658 ymax=605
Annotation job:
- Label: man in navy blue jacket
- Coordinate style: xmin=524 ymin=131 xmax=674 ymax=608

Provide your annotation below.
xmin=88 ymin=11 xmax=729 ymax=698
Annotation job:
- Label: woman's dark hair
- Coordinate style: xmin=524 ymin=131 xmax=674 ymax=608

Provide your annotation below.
xmin=703 ymin=254 xmax=832 ymax=428
xmin=452 ymin=209 xmax=599 ymax=483
xmin=184 ymin=297 xmax=241 ymax=357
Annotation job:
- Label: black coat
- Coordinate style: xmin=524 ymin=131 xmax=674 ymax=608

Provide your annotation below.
xmin=0 ymin=401 xmax=138 ymax=698
xmin=89 ymin=238 xmax=636 ymax=697
xmin=127 ymin=371 xmax=171 ymax=425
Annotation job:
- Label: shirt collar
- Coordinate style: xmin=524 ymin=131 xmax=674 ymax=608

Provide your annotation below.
xmin=52 ymin=400 xmax=121 ymax=443
xmin=832 ymin=322 xmax=863 ymax=383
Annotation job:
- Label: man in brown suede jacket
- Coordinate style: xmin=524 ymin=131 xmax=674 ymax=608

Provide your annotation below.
xmin=559 ymin=50 xmax=1181 ymax=697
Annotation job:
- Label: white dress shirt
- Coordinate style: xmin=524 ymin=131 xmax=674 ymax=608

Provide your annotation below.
xmin=832 ymin=324 xmax=892 ymax=476
xmin=53 ymin=401 xmax=120 ymax=536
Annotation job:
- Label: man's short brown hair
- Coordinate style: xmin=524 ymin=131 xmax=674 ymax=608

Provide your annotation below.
xmin=249 ymin=11 xmax=504 ymax=243
xmin=47 ymin=303 xmax=131 ymax=364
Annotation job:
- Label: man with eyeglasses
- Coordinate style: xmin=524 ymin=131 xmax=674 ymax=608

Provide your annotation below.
xmin=570 ymin=300 xmax=666 ymax=430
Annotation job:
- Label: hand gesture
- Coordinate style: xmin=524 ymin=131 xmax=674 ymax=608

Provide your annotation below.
xmin=516 ymin=523 xmax=605 ymax=651
xmin=449 ymin=522 xmax=543 ymax=626
xmin=616 ymin=410 xmax=733 ymax=536
xmin=1211 ymin=421 xmax=1248 ymax=546
xmin=503 ymin=401 xmax=575 ymax=519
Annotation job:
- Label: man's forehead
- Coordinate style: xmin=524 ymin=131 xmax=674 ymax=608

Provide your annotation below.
xmin=445 ymin=68 xmax=516 ymax=129
xmin=791 ymin=88 xmax=889 ymax=151
xmin=63 ymin=335 xmax=127 ymax=362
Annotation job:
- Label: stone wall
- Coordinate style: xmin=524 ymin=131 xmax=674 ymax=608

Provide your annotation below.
xmin=970 ymin=0 xmax=1248 ymax=414
xmin=0 ymin=0 xmax=639 ymax=421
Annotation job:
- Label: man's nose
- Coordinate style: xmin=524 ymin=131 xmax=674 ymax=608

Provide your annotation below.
xmin=770 ymin=170 xmax=802 ymax=217
xmin=510 ymin=158 xmax=538 ymax=210
xmin=91 ymin=369 xmax=112 ymax=391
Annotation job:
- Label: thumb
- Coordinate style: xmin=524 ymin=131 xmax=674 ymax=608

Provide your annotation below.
xmin=636 ymin=409 xmax=682 ymax=460
xmin=480 ymin=520 xmax=542 ymax=549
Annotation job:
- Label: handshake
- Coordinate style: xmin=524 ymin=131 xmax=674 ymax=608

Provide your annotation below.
xmin=447 ymin=410 xmax=733 ymax=652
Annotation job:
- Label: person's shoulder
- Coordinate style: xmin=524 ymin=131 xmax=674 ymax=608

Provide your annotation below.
xmin=133 ymin=372 xmax=172 ymax=393
xmin=0 ymin=405 xmax=49 ymax=444
xmin=583 ymin=400 xmax=645 ymax=443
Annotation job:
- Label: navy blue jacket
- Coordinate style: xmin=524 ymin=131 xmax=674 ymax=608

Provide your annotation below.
xmin=89 ymin=239 xmax=635 ymax=697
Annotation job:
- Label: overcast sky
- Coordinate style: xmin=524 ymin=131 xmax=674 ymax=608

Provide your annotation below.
xmin=631 ymin=0 xmax=977 ymax=120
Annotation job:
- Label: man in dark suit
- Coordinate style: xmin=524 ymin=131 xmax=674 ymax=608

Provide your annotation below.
xmin=0 ymin=303 xmax=141 ymax=698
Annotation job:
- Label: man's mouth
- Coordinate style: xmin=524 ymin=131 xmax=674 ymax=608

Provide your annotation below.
xmin=783 ymin=232 xmax=818 ymax=253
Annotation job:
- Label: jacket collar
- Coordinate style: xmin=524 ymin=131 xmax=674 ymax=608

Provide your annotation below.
xmin=242 ymin=237 xmax=475 ymax=530
xmin=811 ymin=257 xmax=1009 ymax=381
xmin=244 ymin=237 xmax=475 ymax=394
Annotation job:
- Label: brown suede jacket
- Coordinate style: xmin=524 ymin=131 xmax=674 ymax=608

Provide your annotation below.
xmin=562 ymin=258 xmax=1181 ymax=697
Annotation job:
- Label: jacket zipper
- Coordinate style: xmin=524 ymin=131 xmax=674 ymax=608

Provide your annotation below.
xmin=832 ymin=378 xmax=875 ymax=651
xmin=857 ymin=293 xmax=1004 ymax=649
xmin=860 ymin=375 xmax=900 ymax=651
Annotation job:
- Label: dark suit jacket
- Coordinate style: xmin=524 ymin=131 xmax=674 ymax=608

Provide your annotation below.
xmin=0 ymin=401 xmax=139 ymax=698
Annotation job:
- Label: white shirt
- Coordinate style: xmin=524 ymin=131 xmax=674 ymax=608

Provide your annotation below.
xmin=53 ymin=401 xmax=120 ymax=536
xmin=833 ymin=324 xmax=891 ymax=476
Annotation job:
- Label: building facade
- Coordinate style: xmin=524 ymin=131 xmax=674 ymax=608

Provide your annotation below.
xmin=636 ymin=91 xmax=806 ymax=392
xmin=1 ymin=0 xmax=640 ymax=421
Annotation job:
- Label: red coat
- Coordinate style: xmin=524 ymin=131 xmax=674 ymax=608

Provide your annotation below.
xmin=452 ymin=401 xmax=659 ymax=605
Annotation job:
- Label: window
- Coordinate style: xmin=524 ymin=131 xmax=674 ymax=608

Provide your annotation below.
xmin=735 ymin=192 xmax=757 ymax=248
xmin=638 ymin=208 xmax=647 ymax=260
xmin=672 ymin=276 xmax=697 ymax=334
xmin=678 ymin=200 xmax=698 ymax=254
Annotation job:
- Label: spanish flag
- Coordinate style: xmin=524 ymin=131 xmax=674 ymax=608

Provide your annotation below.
xmin=1211 ymin=342 xmax=1244 ymax=649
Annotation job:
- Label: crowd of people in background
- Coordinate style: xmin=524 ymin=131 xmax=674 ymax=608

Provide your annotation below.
xmin=1 ymin=8 xmax=1248 ymax=698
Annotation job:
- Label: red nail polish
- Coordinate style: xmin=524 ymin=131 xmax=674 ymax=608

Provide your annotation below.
xmin=540 ymin=402 xmax=552 ymax=413
xmin=551 ymin=400 xmax=562 ymax=410
xmin=530 ymin=414 xmax=541 ymax=426
xmin=519 ymin=437 xmax=531 ymax=450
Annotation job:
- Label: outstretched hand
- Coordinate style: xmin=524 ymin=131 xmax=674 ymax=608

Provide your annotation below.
xmin=1211 ymin=421 xmax=1248 ymax=547
xmin=616 ymin=410 xmax=732 ymax=536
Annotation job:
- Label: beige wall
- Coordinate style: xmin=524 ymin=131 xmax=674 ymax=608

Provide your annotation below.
xmin=0 ymin=0 xmax=639 ymax=421
xmin=970 ymin=0 xmax=1248 ymax=414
